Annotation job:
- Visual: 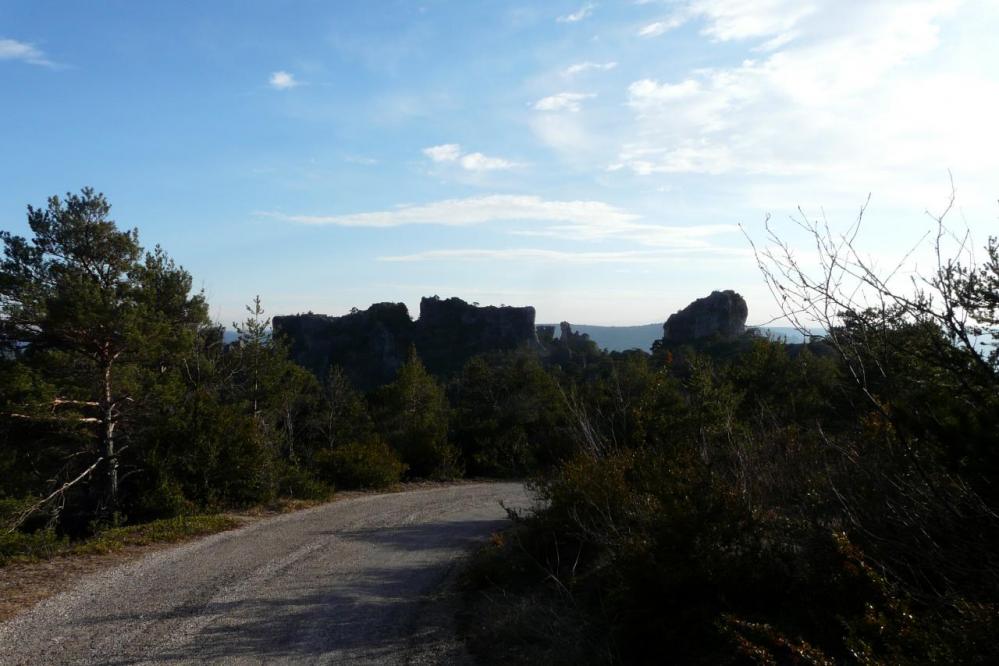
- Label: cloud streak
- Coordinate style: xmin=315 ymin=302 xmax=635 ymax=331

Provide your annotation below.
xmin=562 ymin=61 xmax=617 ymax=77
xmin=259 ymin=195 xmax=741 ymax=252
xmin=259 ymin=195 xmax=639 ymax=228
xmin=379 ymin=247 xmax=751 ymax=263
xmin=533 ymin=92 xmax=595 ymax=112
xmin=557 ymin=4 xmax=595 ymax=23
xmin=513 ymin=221 xmax=739 ymax=247
xmin=0 ymin=38 xmax=55 ymax=67
xmin=638 ymin=16 xmax=685 ymax=37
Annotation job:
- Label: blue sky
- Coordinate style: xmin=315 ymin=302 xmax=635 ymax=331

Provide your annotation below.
xmin=2 ymin=1 xmax=997 ymax=325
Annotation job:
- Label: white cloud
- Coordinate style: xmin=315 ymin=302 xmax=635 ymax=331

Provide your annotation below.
xmin=269 ymin=70 xmax=300 ymax=90
xmin=460 ymin=152 xmax=517 ymax=171
xmin=423 ymin=143 xmax=462 ymax=162
xmin=0 ymin=38 xmax=54 ymax=67
xmin=557 ymin=3 xmax=595 ymax=23
xmin=258 ymin=195 xmax=639 ymax=228
xmin=628 ymin=78 xmax=701 ymax=102
xmin=637 ymin=1 xmax=816 ymax=41
xmin=638 ymin=16 xmax=686 ymax=37
xmin=379 ymin=247 xmax=749 ymax=263
xmin=690 ymin=0 xmax=819 ymax=42
xmin=533 ymin=92 xmax=595 ymax=112
xmin=422 ymin=144 xmax=518 ymax=170
xmin=562 ymin=61 xmax=617 ymax=77
xmin=614 ymin=0 xmax=996 ymax=194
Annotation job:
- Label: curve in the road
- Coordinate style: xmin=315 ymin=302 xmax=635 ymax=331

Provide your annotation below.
xmin=0 ymin=482 xmax=529 ymax=665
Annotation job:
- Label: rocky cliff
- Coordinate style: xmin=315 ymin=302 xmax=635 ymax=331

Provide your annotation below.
xmin=416 ymin=297 xmax=543 ymax=376
xmin=663 ymin=290 xmax=748 ymax=343
xmin=273 ymin=297 xmax=542 ymax=389
xmin=272 ymin=302 xmax=415 ymax=389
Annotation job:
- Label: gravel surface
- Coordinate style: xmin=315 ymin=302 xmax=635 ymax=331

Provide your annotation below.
xmin=0 ymin=482 xmax=529 ymax=665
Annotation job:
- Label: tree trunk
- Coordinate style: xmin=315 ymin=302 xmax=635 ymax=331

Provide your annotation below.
xmin=99 ymin=359 xmax=118 ymax=513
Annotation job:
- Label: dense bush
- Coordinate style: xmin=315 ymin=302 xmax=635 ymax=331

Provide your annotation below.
xmin=450 ymin=354 xmax=572 ymax=476
xmin=465 ymin=325 xmax=999 ymax=664
xmin=316 ymin=439 xmax=406 ymax=489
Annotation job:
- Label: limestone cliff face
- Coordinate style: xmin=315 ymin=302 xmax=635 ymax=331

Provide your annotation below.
xmin=663 ymin=290 xmax=748 ymax=343
xmin=273 ymin=297 xmax=542 ymax=389
xmin=272 ymin=302 xmax=414 ymax=390
xmin=416 ymin=297 xmax=542 ymax=375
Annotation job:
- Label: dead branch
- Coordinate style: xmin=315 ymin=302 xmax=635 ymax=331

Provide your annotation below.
xmin=7 ymin=413 xmax=100 ymax=423
xmin=6 ymin=456 xmax=104 ymax=533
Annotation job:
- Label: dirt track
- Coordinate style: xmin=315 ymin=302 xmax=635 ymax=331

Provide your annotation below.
xmin=0 ymin=482 xmax=529 ymax=665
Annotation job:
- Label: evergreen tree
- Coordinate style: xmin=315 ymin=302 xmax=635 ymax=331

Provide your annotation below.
xmin=372 ymin=347 xmax=458 ymax=478
xmin=0 ymin=188 xmax=207 ymax=519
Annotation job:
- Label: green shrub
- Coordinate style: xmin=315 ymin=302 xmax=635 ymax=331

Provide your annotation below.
xmin=68 ymin=514 xmax=240 ymax=556
xmin=0 ymin=528 xmax=66 ymax=565
xmin=460 ymin=528 xmax=609 ymax=666
xmin=275 ymin=464 xmax=332 ymax=500
xmin=317 ymin=440 xmax=406 ymax=489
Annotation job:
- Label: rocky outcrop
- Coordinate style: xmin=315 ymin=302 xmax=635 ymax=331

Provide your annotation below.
xmin=416 ymin=297 xmax=542 ymax=376
xmin=663 ymin=290 xmax=748 ymax=344
xmin=273 ymin=303 xmax=415 ymax=390
xmin=546 ymin=322 xmax=601 ymax=367
xmin=273 ymin=297 xmax=542 ymax=389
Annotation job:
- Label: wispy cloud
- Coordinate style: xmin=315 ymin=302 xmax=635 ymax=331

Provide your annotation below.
xmin=533 ymin=92 xmax=595 ymax=112
xmin=0 ymin=38 xmax=55 ymax=67
xmin=638 ymin=16 xmax=686 ymax=37
xmin=422 ymin=143 xmax=518 ymax=171
xmin=269 ymin=70 xmax=300 ymax=90
xmin=259 ymin=194 xmax=741 ymax=253
xmin=557 ymin=3 xmax=595 ymax=23
xmin=513 ymin=220 xmax=738 ymax=247
xmin=637 ymin=1 xmax=815 ymax=41
xmin=691 ymin=0 xmax=818 ymax=42
xmin=258 ymin=195 xmax=637 ymax=228
xmin=343 ymin=154 xmax=379 ymax=166
xmin=379 ymin=247 xmax=750 ymax=263
xmin=562 ymin=61 xmax=618 ymax=77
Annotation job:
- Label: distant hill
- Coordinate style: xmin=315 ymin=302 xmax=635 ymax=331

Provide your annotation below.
xmin=545 ymin=323 xmax=818 ymax=352
xmin=543 ymin=323 xmax=663 ymax=352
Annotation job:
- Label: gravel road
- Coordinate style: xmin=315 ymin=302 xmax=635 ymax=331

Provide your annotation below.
xmin=0 ymin=482 xmax=529 ymax=665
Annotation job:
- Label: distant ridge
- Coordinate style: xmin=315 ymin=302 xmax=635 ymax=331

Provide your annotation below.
xmin=542 ymin=323 xmax=663 ymax=352
xmin=543 ymin=323 xmax=815 ymax=352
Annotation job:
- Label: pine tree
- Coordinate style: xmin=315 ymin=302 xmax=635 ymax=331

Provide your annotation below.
xmin=372 ymin=347 xmax=459 ymax=478
xmin=0 ymin=188 xmax=208 ymax=520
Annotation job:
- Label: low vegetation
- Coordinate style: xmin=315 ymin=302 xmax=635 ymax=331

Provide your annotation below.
xmin=1 ymin=514 xmax=239 ymax=566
